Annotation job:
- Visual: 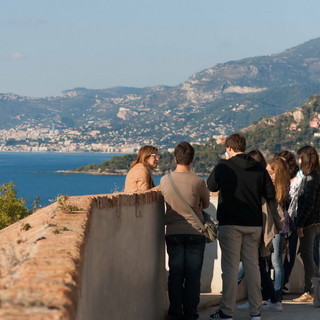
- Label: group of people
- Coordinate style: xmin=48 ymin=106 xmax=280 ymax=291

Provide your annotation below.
xmin=123 ymin=134 xmax=320 ymax=320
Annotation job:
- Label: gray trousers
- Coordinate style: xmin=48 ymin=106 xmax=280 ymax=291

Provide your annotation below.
xmin=299 ymin=223 xmax=320 ymax=293
xmin=218 ymin=225 xmax=262 ymax=317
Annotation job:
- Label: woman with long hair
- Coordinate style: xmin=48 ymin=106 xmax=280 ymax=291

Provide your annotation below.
xmin=124 ymin=145 xmax=160 ymax=192
xmin=292 ymin=146 xmax=320 ymax=302
xmin=267 ymin=157 xmax=290 ymax=303
xmin=274 ymin=151 xmax=300 ymax=294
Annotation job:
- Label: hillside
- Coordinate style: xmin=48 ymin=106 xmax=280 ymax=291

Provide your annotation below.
xmin=74 ymin=95 xmax=320 ymax=175
xmin=1 ymin=37 xmax=320 ymax=149
xmin=243 ymin=94 xmax=320 ymax=154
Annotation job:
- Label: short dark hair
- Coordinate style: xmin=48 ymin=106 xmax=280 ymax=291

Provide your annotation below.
xmin=174 ymin=142 xmax=194 ymax=165
xmin=225 ymin=133 xmax=246 ymax=152
xmin=248 ymin=149 xmax=267 ymax=168
xmin=297 ymin=145 xmax=320 ymax=175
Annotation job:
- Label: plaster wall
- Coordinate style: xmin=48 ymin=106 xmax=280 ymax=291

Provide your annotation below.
xmin=76 ymin=192 xmax=167 ymax=320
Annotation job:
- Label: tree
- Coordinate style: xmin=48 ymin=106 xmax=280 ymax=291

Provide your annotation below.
xmin=0 ymin=182 xmax=31 ymax=230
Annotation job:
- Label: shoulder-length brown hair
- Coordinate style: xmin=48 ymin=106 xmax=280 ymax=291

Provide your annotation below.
xmin=130 ymin=145 xmax=158 ymax=168
xmin=267 ymin=158 xmax=290 ymax=203
xmin=297 ymin=145 xmax=320 ymax=175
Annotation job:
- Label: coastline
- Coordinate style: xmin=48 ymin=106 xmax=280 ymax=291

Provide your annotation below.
xmin=56 ymin=170 xmax=209 ymax=177
xmin=56 ymin=170 xmax=127 ymax=176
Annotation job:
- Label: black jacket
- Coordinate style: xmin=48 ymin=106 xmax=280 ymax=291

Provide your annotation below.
xmin=296 ymin=170 xmax=320 ymax=228
xmin=207 ymin=153 xmax=276 ymax=226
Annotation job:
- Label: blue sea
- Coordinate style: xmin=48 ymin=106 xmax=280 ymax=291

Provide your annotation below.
xmin=0 ymin=152 xmax=162 ymax=208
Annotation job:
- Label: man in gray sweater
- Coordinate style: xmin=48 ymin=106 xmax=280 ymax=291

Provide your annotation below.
xmin=161 ymin=142 xmax=210 ymax=320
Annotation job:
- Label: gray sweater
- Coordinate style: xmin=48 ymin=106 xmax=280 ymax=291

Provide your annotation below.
xmin=160 ymin=171 xmax=210 ymax=235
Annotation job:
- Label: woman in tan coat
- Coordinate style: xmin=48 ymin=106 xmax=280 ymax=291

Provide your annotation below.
xmin=124 ymin=145 xmax=160 ymax=192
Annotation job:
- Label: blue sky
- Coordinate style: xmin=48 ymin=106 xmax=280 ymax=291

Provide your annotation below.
xmin=1 ymin=0 xmax=320 ymax=97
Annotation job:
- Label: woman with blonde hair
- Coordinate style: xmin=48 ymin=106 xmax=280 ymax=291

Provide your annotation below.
xmin=124 ymin=145 xmax=160 ymax=192
xmin=267 ymin=157 xmax=290 ymax=304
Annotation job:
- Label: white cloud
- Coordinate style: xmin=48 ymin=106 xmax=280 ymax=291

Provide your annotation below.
xmin=9 ymin=52 xmax=25 ymax=60
xmin=25 ymin=17 xmax=45 ymax=25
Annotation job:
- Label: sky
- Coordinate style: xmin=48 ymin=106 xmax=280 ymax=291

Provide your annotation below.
xmin=1 ymin=0 xmax=320 ymax=98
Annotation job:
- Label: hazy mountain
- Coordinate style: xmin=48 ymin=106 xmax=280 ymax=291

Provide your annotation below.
xmin=1 ymin=37 xmax=320 ymax=147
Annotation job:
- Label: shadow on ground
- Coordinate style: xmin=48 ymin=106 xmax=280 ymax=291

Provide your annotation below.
xmin=198 ymin=294 xmax=319 ymax=320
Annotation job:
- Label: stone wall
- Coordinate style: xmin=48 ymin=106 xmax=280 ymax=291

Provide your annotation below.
xmin=0 ymin=195 xmax=92 ymax=319
xmin=0 ymin=191 xmax=167 ymax=320
xmin=76 ymin=191 xmax=166 ymax=320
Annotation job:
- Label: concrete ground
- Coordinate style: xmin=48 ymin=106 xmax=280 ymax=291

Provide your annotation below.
xmin=198 ymin=293 xmax=319 ymax=320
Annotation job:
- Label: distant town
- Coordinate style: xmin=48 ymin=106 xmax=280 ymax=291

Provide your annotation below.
xmin=0 ymin=122 xmax=223 ymax=153
xmin=1 ymin=110 xmax=320 ymax=154
xmin=0 ymin=124 xmax=144 ymax=153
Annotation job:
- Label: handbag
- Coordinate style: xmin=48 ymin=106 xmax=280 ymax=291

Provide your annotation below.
xmin=167 ymin=172 xmax=218 ymax=243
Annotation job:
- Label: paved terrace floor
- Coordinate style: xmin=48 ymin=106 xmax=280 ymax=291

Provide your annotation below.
xmin=198 ymin=294 xmax=319 ymax=320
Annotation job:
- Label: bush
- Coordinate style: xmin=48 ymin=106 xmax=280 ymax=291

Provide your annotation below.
xmin=0 ymin=182 xmax=31 ymax=230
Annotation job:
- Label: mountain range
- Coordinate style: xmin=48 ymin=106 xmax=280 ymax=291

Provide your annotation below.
xmin=1 ymin=37 xmax=320 ymax=148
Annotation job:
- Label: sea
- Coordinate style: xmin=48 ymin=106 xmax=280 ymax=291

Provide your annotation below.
xmin=0 ymin=152 xmax=162 ymax=208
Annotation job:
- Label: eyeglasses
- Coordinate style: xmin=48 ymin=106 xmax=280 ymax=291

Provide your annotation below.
xmin=150 ymin=154 xmax=160 ymax=159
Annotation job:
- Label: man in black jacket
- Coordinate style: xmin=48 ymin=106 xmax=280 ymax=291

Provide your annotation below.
xmin=207 ymin=133 xmax=276 ymax=320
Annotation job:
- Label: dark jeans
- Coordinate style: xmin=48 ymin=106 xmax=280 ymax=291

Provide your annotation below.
xmin=283 ymin=227 xmax=298 ymax=286
xmin=300 ymin=224 xmax=320 ymax=292
xmin=166 ymin=234 xmax=205 ymax=320
xmin=313 ymin=232 xmax=320 ymax=269
xmin=259 ymin=257 xmax=279 ymax=303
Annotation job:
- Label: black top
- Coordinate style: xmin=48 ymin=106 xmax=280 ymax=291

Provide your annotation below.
xmin=296 ymin=170 xmax=320 ymax=228
xmin=207 ymin=153 xmax=276 ymax=226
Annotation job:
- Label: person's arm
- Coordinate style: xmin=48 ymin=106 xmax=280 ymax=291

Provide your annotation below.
xmin=150 ymin=185 xmax=161 ymax=191
xmin=263 ymin=170 xmax=282 ymax=230
xmin=264 ymin=169 xmax=276 ymax=201
xmin=272 ymin=200 xmax=284 ymax=232
xmin=207 ymin=166 xmax=220 ymax=192
xmin=135 ymin=166 xmax=151 ymax=191
xmin=199 ymin=179 xmax=210 ymax=209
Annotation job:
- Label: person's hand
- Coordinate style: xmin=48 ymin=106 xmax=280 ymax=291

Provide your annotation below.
xmin=297 ymin=227 xmax=304 ymax=238
xmin=150 ymin=185 xmax=161 ymax=191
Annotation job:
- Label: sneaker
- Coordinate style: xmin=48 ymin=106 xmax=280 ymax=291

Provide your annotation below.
xmin=292 ymin=292 xmax=314 ymax=302
xmin=262 ymin=300 xmax=282 ymax=311
xmin=209 ymin=309 xmax=233 ymax=319
xmin=250 ymin=315 xmax=261 ymax=320
xmin=237 ymin=301 xmax=249 ymax=310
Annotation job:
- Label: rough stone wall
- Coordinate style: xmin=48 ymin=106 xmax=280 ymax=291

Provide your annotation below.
xmin=0 ymin=195 xmax=93 ymax=320
xmin=0 ymin=191 xmax=165 ymax=320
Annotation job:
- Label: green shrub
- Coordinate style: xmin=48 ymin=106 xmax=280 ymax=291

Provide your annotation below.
xmin=0 ymin=182 xmax=31 ymax=230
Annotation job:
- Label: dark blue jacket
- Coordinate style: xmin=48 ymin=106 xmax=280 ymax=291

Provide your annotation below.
xmin=296 ymin=171 xmax=320 ymax=228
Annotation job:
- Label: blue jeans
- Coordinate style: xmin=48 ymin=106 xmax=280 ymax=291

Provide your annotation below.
xmin=271 ymin=233 xmax=285 ymax=301
xmin=166 ymin=234 xmax=205 ymax=320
